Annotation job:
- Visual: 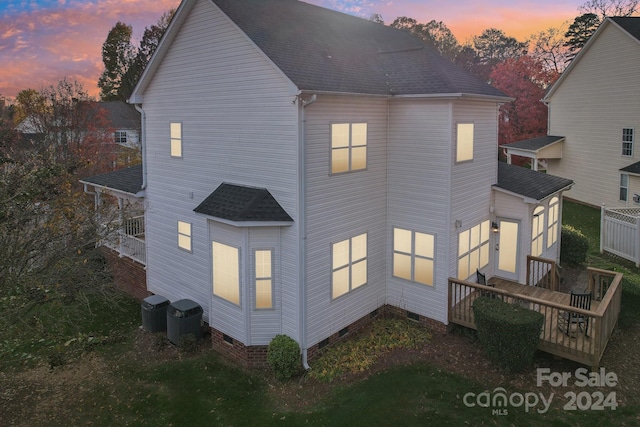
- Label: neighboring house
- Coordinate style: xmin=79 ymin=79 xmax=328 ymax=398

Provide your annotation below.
xmin=85 ymin=0 xmax=573 ymax=367
xmin=504 ymin=17 xmax=640 ymax=208
xmin=99 ymin=101 xmax=141 ymax=150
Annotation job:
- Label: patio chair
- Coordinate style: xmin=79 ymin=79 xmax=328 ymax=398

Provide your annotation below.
xmin=558 ymin=290 xmax=592 ymax=337
xmin=477 ymin=269 xmax=497 ymax=298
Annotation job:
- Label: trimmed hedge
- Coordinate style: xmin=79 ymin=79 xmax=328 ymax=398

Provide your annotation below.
xmin=473 ymin=297 xmax=544 ymax=373
xmin=267 ymin=334 xmax=301 ymax=381
xmin=560 ymin=224 xmax=589 ymax=266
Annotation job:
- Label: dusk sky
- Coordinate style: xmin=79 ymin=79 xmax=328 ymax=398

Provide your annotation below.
xmin=0 ymin=0 xmax=589 ymax=100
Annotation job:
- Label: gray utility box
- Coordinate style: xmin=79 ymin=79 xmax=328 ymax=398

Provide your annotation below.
xmin=141 ymin=295 xmax=170 ymax=333
xmin=167 ymin=299 xmax=203 ymax=345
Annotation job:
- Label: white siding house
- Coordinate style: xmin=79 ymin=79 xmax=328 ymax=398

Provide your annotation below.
xmin=93 ymin=0 xmax=578 ymax=367
xmin=504 ymin=17 xmax=640 ymax=208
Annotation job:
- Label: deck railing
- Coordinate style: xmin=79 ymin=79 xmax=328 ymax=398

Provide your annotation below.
xmin=100 ymin=215 xmax=146 ymax=265
xmin=526 ymin=255 xmax=559 ymax=291
xmin=448 ymin=267 xmax=623 ymax=368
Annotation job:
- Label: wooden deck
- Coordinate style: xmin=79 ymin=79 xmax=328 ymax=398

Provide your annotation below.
xmin=448 ymin=263 xmax=623 ymax=368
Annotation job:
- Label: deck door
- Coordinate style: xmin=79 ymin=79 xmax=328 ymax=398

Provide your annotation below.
xmin=495 ymin=218 xmax=519 ymax=281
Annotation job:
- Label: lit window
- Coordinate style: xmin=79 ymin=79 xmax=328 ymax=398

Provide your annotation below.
xmin=115 ymin=131 xmax=127 ymax=145
xmin=255 ymin=250 xmax=273 ymax=309
xmin=393 ymin=228 xmax=435 ymax=286
xmin=331 ymin=123 xmax=367 ymax=173
xmin=332 ymin=233 xmax=367 ymax=299
xmin=620 ymin=174 xmax=629 ymax=202
xmin=457 ymin=220 xmax=490 ymax=280
xmin=531 ymin=206 xmax=545 ymax=256
xmin=456 ymin=123 xmax=474 ymax=163
xmin=171 ymin=122 xmax=182 ymax=157
xmin=177 ymin=221 xmax=191 ymax=252
xmin=547 ymin=197 xmax=559 ymax=248
xmin=212 ymin=242 xmax=240 ymax=305
xmin=622 ymin=128 xmax=634 ymax=157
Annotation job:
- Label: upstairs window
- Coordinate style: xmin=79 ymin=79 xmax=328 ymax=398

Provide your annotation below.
xmin=171 ymin=122 xmax=182 ymax=157
xmin=393 ymin=228 xmax=435 ymax=286
xmin=332 ymin=233 xmax=367 ymax=299
xmin=456 ymin=123 xmax=474 ymax=163
xmin=531 ymin=206 xmax=545 ymax=257
xmin=177 ymin=221 xmax=192 ymax=252
xmin=622 ymin=128 xmax=634 ymax=157
xmin=115 ymin=130 xmax=127 ymax=145
xmin=331 ymin=123 xmax=367 ymax=173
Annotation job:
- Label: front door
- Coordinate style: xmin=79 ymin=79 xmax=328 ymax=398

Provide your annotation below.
xmin=495 ymin=218 xmax=519 ymax=281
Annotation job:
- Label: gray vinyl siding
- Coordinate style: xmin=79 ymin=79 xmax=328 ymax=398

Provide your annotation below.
xmin=304 ymin=96 xmax=388 ymax=347
xmin=141 ymin=0 xmax=300 ymax=346
xmin=449 ymin=101 xmax=500 ymax=283
xmin=546 ymin=23 xmax=640 ymax=207
xmin=386 ymin=99 xmax=452 ymax=323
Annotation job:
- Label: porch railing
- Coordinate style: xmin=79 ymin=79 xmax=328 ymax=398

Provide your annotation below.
xmin=100 ymin=215 xmax=146 ymax=265
xmin=448 ymin=267 xmax=623 ymax=368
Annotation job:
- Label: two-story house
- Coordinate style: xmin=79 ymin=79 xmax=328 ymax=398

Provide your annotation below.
xmin=83 ymin=0 xmax=573 ymax=367
xmin=504 ymin=17 xmax=640 ymax=208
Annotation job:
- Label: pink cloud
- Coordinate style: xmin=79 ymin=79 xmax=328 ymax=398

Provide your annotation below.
xmin=0 ymin=0 xmax=180 ymax=99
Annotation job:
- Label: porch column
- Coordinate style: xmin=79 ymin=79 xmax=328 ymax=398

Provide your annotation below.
xmin=118 ymin=197 xmax=124 ymax=257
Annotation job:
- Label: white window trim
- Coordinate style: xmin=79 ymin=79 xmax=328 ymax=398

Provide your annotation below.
xmin=457 ymin=220 xmax=490 ymax=280
xmin=622 ymin=128 xmax=634 ymax=157
xmin=115 ymin=130 xmax=127 ymax=145
xmin=212 ymin=241 xmax=241 ymax=306
xmin=254 ymin=249 xmax=274 ymax=310
xmin=171 ymin=122 xmax=183 ymax=158
xmin=547 ymin=197 xmax=559 ymax=248
xmin=330 ymin=122 xmax=368 ymax=174
xmin=393 ymin=227 xmax=435 ymax=286
xmin=455 ymin=123 xmax=475 ymax=163
xmin=620 ymin=173 xmax=629 ymax=202
xmin=531 ymin=206 xmax=545 ymax=257
xmin=177 ymin=220 xmax=192 ymax=252
xmin=331 ymin=233 xmax=368 ymax=300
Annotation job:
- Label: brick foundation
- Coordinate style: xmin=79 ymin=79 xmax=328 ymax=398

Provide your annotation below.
xmin=102 ymin=248 xmax=149 ymax=301
xmin=211 ymin=305 xmax=448 ymax=368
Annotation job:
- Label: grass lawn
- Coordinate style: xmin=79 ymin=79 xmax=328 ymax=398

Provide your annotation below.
xmin=2 ymin=200 xmax=640 ymax=426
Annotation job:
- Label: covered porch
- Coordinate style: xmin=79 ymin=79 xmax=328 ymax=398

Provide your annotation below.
xmin=79 ymin=165 xmax=146 ymax=266
xmin=448 ymin=257 xmax=623 ymax=368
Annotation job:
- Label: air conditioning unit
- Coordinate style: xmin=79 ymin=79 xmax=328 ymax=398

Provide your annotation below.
xmin=633 ymin=193 xmax=640 ymax=204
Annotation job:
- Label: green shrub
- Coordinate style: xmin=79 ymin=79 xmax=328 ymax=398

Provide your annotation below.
xmin=560 ymin=224 xmax=589 ymax=266
xmin=267 ymin=335 xmax=301 ymax=381
xmin=473 ymin=297 xmax=544 ymax=373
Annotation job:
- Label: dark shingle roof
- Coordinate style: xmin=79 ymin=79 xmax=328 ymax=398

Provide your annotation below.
xmin=80 ymin=165 xmax=143 ymax=196
xmin=621 ymin=161 xmax=640 ymax=175
xmin=503 ymin=135 xmax=564 ymax=152
xmin=213 ymin=0 xmax=507 ymax=97
xmin=611 ymin=17 xmax=640 ymax=41
xmin=99 ymin=102 xmax=140 ymax=130
xmin=194 ymin=183 xmax=293 ymax=222
xmin=494 ymin=162 xmax=573 ymax=201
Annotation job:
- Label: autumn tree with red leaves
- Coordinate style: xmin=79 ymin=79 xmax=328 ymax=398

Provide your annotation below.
xmin=490 ymin=56 xmax=559 ymax=156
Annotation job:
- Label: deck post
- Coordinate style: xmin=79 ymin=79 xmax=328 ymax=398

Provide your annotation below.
xmin=600 ymin=204 xmax=605 ymax=255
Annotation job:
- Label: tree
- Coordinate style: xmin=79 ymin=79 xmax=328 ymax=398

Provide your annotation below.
xmin=369 ymin=13 xmax=384 ymax=24
xmin=578 ymin=0 xmax=639 ymax=21
xmin=564 ymin=13 xmax=600 ymax=61
xmin=490 ymin=56 xmax=559 ymax=152
xmin=529 ymin=26 xmax=571 ymax=74
xmin=98 ymin=22 xmax=134 ymax=101
xmin=390 ymin=17 xmax=460 ymax=61
xmin=471 ymin=29 xmax=528 ymax=82
xmin=118 ymin=10 xmax=176 ymax=101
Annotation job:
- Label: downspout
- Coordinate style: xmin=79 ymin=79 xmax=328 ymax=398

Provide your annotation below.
xmin=134 ymin=104 xmax=147 ymax=190
xmin=299 ymin=93 xmax=316 ymax=370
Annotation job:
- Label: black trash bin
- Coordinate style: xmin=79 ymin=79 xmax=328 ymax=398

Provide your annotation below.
xmin=167 ymin=299 xmax=203 ymax=345
xmin=141 ymin=295 xmax=169 ymax=333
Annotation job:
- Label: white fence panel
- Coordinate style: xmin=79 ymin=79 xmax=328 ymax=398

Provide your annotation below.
xmin=601 ymin=206 xmax=640 ymax=267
